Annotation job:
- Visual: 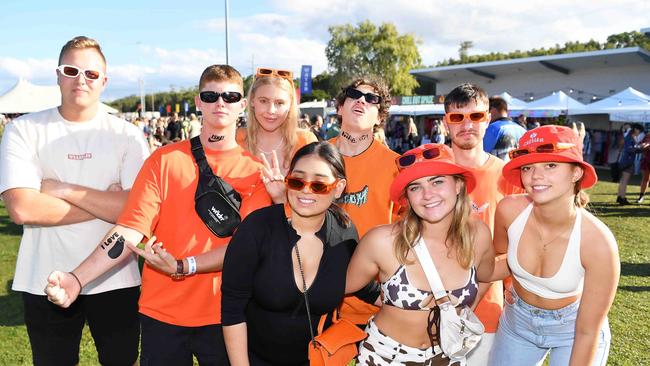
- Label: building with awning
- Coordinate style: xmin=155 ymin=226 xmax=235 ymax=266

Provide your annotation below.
xmin=411 ymin=47 xmax=650 ymax=105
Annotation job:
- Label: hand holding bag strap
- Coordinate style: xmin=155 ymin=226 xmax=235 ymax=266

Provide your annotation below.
xmin=412 ymin=236 xmax=448 ymax=300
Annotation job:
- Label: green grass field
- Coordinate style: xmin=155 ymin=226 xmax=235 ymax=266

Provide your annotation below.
xmin=0 ymin=171 xmax=648 ymax=365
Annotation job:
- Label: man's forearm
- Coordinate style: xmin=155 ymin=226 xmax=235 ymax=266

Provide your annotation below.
xmin=73 ymin=225 xmax=144 ymax=287
xmin=3 ymin=188 xmax=94 ymax=226
xmin=61 ymin=186 xmax=129 ymax=223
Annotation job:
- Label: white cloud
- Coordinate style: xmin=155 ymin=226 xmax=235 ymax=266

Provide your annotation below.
xmin=3 ymin=0 xmax=647 ymax=99
xmin=0 ymin=57 xmax=57 ymax=85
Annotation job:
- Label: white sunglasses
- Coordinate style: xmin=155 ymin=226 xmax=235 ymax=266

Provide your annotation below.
xmin=57 ymin=64 xmax=104 ymax=81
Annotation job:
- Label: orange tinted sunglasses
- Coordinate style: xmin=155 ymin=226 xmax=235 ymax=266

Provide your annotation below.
xmin=445 ymin=111 xmax=489 ymax=124
xmin=256 ymin=67 xmax=294 ymax=85
xmin=285 ymin=176 xmax=339 ymax=194
xmin=508 ymin=142 xmax=576 ymax=160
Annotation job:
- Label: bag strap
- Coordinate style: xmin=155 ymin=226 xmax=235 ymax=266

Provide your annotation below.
xmin=190 ymin=136 xmax=241 ymax=208
xmin=295 ymin=243 xmax=318 ymax=347
xmin=412 ymin=236 xmax=448 ymax=301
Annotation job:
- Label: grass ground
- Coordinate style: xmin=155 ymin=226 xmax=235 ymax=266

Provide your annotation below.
xmin=0 ymin=169 xmax=648 ymax=365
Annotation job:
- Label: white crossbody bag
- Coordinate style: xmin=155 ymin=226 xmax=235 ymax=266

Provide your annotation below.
xmin=413 ymin=236 xmax=484 ymax=366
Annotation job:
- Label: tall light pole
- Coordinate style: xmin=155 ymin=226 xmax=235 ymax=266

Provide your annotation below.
xmin=137 ymin=42 xmax=146 ymax=117
xmin=225 ymin=0 xmax=230 ymax=65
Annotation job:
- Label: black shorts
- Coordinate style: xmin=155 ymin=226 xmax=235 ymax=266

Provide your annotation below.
xmin=139 ymin=314 xmax=230 ymax=366
xmin=22 ymin=286 xmax=140 ymax=366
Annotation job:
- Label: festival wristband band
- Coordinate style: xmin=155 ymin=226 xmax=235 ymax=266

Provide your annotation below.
xmin=187 ymin=256 xmax=197 ymax=275
xmin=69 ymin=272 xmax=83 ymax=290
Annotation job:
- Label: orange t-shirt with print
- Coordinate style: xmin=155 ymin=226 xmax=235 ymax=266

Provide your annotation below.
xmin=466 ymin=154 xmax=523 ymax=333
xmin=117 ymin=140 xmax=271 ymax=327
xmin=330 ymin=137 xmax=400 ymax=237
xmin=330 ymin=137 xmax=400 ymax=324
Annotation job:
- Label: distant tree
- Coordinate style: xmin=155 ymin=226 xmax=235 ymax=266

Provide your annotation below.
xmin=458 ymin=41 xmax=474 ymax=62
xmin=312 ymin=71 xmax=337 ymax=98
xmin=108 ymin=86 xmax=199 ymax=114
xmin=300 ymin=89 xmax=330 ymax=103
xmin=325 ymin=20 xmax=422 ymax=95
xmin=435 ymin=30 xmax=650 ymax=67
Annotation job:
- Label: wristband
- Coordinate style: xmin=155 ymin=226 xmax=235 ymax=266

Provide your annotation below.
xmin=69 ymin=272 xmax=83 ymax=290
xmin=187 ymin=256 xmax=197 ymax=275
xmin=170 ymin=259 xmax=185 ymax=280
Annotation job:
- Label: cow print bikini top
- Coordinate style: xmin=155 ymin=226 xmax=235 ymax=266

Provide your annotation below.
xmin=381 ymin=265 xmax=478 ymax=311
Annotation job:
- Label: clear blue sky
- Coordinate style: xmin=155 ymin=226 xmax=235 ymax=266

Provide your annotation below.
xmin=1 ymin=0 xmax=647 ymax=100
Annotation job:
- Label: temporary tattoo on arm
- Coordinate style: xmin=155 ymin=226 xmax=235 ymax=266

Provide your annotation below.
xmin=100 ymin=232 xmax=126 ymax=259
xmin=341 ymin=131 xmax=369 ymax=144
xmin=208 ymin=135 xmax=225 ymax=143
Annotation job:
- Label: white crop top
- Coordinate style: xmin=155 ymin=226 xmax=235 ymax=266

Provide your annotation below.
xmin=507 ymin=203 xmax=585 ymax=299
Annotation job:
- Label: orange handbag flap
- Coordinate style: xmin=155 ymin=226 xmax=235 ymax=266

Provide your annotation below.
xmin=314 ymin=318 xmax=367 ymax=354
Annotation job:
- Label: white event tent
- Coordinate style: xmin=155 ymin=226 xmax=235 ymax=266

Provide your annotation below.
xmin=524 ymin=91 xmax=586 ymax=118
xmin=494 ymin=92 xmax=529 ymax=114
xmin=0 ymin=78 xmax=118 ymax=114
xmin=571 ymin=87 xmax=650 ymax=122
xmin=388 ymin=104 xmax=445 ymax=116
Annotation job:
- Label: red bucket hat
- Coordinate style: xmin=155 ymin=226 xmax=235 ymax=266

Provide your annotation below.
xmin=389 ymin=143 xmax=476 ymax=205
xmin=502 ymin=125 xmax=597 ymax=189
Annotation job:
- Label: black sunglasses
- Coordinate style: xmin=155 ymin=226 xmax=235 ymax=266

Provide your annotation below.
xmin=199 ymin=91 xmax=243 ymax=104
xmin=345 ymin=88 xmax=382 ymax=104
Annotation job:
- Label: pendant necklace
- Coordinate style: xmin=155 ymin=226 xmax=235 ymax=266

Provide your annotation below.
xmin=531 ymin=212 xmax=575 ymax=250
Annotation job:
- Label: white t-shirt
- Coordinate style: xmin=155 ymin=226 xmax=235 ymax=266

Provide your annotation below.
xmin=0 ymin=107 xmax=150 ymax=295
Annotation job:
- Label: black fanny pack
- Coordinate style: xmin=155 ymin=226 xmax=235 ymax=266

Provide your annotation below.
xmin=190 ymin=136 xmax=242 ymax=238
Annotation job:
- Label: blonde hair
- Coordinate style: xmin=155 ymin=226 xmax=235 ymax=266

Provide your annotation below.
xmin=58 ymin=36 xmax=106 ymax=66
xmin=246 ymin=76 xmax=299 ymax=163
xmin=393 ymin=175 xmax=475 ymax=269
xmin=573 ymin=163 xmax=589 ymax=209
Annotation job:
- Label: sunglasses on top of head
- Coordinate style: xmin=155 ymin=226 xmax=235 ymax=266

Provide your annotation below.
xmin=285 ymin=176 xmax=339 ymax=194
xmin=57 ymin=65 xmax=103 ymax=81
xmin=256 ymin=67 xmax=294 ymax=84
xmin=445 ymin=111 xmax=489 ymax=124
xmin=395 ymin=146 xmax=444 ymax=169
xmin=508 ymin=142 xmax=576 ymax=160
xmin=345 ymin=88 xmax=382 ymax=104
xmin=199 ymin=91 xmax=243 ymax=104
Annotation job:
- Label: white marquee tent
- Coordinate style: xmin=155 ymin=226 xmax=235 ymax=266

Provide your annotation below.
xmin=571 ymin=87 xmax=650 ymax=122
xmin=524 ymin=91 xmax=586 ymax=117
xmin=0 ymin=78 xmax=118 ymax=114
xmin=388 ymin=104 xmax=445 ymax=116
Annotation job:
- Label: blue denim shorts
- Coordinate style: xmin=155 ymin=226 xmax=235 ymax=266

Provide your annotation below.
xmin=488 ymin=287 xmax=610 ymax=366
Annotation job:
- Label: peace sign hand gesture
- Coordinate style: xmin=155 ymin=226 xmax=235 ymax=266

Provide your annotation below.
xmin=259 ymin=150 xmax=287 ymax=204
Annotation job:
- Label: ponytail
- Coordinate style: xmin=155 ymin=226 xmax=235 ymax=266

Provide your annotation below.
xmin=329 ymin=203 xmax=352 ymax=228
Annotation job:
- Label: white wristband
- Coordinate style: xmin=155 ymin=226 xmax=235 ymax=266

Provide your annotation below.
xmin=187 ymin=256 xmax=197 ymax=275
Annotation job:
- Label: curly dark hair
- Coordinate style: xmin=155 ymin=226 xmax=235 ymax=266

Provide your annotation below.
xmin=335 ymin=78 xmax=391 ymax=122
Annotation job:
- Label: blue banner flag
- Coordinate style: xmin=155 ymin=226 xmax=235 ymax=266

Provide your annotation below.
xmin=184 ymin=101 xmax=189 ymax=113
xmin=300 ymin=65 xmax=312 ymax=95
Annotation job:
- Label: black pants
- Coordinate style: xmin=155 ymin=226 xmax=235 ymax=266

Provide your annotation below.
xmin=139 ymin=314 xmax=230 ymax=366
xmin=22 ymin=287 xmax=140 ymax=366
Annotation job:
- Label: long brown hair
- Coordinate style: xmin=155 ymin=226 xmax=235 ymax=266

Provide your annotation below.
xmin=246 ymin=76 xmax=299 ymax=166
xmin=393 ymin=175 xmax=475 ymax=269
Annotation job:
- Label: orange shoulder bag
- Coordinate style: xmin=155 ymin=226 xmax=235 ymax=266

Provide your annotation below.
xmin=295 ymin=243 xmax=367 ymax=366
